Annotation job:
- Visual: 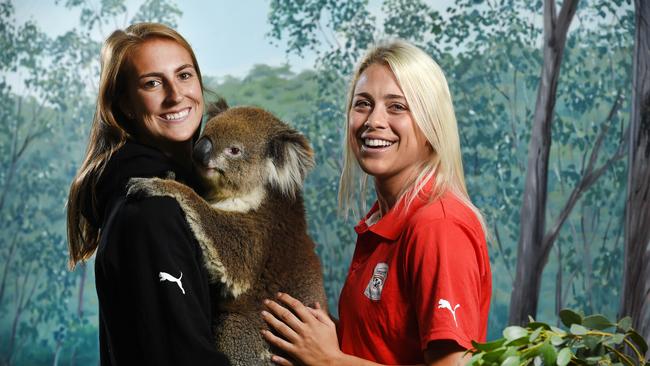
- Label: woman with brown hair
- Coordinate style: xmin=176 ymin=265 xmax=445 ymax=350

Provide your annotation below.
xmin=66 ymin=23 xmax=228 ymax=365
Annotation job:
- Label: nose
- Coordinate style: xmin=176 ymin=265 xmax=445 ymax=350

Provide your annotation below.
xmin=165 ymin=81 xmax=183 ymax=104
xmin=365 ymin=107 xmax=388 ymax=129
xmin=192 ymin=137 xmax=213 ymax=167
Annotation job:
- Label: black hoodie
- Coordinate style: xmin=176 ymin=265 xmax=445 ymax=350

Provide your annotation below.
xmin=90 ymin=140 xmax=229 ymax=365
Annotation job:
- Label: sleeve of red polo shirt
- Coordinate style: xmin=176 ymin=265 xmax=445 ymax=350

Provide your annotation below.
xmin=405 ymin=218 xmax=486 ymax=351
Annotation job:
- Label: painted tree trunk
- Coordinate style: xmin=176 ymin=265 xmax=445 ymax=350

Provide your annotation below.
xmin=620 ymin=0 xmax=650 ymax=344
xmin=508 ymin=0 xmax=578 ymax=325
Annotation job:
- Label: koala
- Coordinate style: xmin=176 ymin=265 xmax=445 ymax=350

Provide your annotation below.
xmin=127 ymin=100 xmax=327 ymax=365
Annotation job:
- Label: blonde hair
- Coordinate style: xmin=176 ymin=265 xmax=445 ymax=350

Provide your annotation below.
xmin=66 ymin=23 xmax=204 ymax=269
xmin=338 ymin=39 xmax=487 ymax=234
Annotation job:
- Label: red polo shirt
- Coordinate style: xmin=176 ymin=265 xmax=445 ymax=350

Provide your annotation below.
xmin=337 ymin=185 xmax=491 ymax=364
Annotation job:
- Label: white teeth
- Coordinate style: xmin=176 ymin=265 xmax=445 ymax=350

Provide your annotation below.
xmin=364 ymin=138 xmax=394 ymax=147
xmin=162 ymin=108 xmax=189 ymax=120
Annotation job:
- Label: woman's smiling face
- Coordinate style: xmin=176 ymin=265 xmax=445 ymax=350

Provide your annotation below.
xmin=123 ymin=37 xmax=203 ymax=148
xmin=348 ymin=63 xmax=431 ymax=184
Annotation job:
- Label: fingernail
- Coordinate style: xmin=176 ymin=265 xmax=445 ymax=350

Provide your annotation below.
xmin=276 ymin=292 xmax=283 ymax=297
xmin=263 ymin=299 xmax=270 ymax=305
xmin=261 ymin=310 xmax=268 ymax=316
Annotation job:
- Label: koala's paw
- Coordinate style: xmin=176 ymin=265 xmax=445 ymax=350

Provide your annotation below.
xmin=126 ymin=177 xmax=168 ymax=200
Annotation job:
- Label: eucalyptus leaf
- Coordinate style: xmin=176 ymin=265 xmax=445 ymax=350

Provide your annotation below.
xmin=560 ymin=309 xmax=583 ymax=327
xmin=529 ymin=327 xmax=542 ymax=342
xmin=582 ymin=314 xmax=614 ymax=330
xmin=603 ymin=333 xmax=625 ymax=346
xmin=529 ymin=322 xmax=551 ymax=331
xmin=500 ymin=355 xmax=520 ymax=366
xmin=570 ymin=324 xmax=588 ymax=335
xmin=582 ymin=335 xmax=602 ymax=350
xmin=506 ymin=336 xmax=530 ymax=347
xmin=557 ymin=347 xmax=572 ymax=366
xmin=503 ymin=326 xmax=527 ymax=341
xmin=617 ymin=317 xmax=632 ymax=332
xmin=551 ymin=335 xmax=566 ymax=346
xmin=551 ymin=326 xmax=567 ymax=336
xmin=473 ymin=338 xmax=507 ymax=352
xmin=539 ymin=342 xmax=557 ymax=365
xmin=483 ymin=347 xmax=507 ymax=362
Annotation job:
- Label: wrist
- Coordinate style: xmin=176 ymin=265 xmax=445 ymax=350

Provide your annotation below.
xmin=329 ymin=350 xmax=347 ymax=366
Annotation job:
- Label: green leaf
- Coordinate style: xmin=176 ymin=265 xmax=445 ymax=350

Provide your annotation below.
xmin=570 ymin=324 xmax=588 ymax=335
xmin=560 ymin=309 xmax=583 ymax=327
xmin=557 ymin=347 xmax=572 ymax=366
xmin=503 ymin=326 xmax=527 ymax=341
xmin=539 ymin=342 xmax=557 ymax=365
xmin=626 ymin=329 xmax=648 ymax=355
xmin=582 ymin=335 xmax=603 ymax=350
xmin=582 ymin=314 xmax=614 ymax=330
xmin=603 ymin=333 xmax=625 ymax=345
xmin=483 ymin=347 xmax=507 ymax=362
xmin=551 ymin=326 xmax=567 ymax=336
xmin=501 ymin=355 xmax=520 ymax=366
xmin=506 ymin=336 xmax=530 ymax=347
xmin=499 ymin=347 xmax=518 ymax=363
xmin=529 ymin=327 xmax=543 ymax=342
xmin=617 ymin=317 xmax=632 ymax=332
xmin=529 ymin=322 xmax=551 ymax=330
xmin=473 ymin=338 xmax=507 ymax=352
xmin=551 ymin=335 xmax=566 ymax=346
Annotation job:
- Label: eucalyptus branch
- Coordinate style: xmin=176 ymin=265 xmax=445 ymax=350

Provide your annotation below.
xmin=604 ymin=344 xmax=635 ymax=366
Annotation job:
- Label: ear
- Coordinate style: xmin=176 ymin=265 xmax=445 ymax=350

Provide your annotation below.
xmin=206 ymin=98 xmax=229 ymax=119
xmin=117 ymin=98 xmax=134 ymax=120
xmin=266 ymin=129 xmax=315 ymax=198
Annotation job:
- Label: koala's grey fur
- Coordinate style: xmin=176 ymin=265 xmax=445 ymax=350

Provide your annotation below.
xmin=127 ymin=101 xmax=327 ymax=365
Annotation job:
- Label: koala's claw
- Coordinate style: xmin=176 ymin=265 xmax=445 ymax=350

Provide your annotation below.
xmin=126 ymin=177 xmax=162 ymax=199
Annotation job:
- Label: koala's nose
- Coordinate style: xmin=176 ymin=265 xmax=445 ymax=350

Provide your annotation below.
xmin=192 ymin=137 xmax=213 ymax=167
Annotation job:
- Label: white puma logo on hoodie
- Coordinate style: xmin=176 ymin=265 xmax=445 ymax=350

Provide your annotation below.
xmin=159 ymin=271 xmax=185 ymax=295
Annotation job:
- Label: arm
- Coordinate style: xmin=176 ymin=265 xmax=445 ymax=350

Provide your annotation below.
xmin=117 ymin=196 xmax=228 ymax=365
xmin=127 ymin=177 xmax=268 ymax=298
xmin=261 ymin=293 xmax=470 ymax=366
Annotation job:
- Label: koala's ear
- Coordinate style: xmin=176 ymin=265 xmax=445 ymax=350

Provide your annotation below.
xmin=266 ymin=129 xmax=315 ymax=198
xmin=206 ymin=98 xmax=229 ymax=119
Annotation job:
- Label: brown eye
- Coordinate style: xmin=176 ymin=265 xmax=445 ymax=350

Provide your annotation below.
xmin=225 ymin=146 xmax=241 ymax=156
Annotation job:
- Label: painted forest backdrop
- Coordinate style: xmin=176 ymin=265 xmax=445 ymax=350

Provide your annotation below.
xmin=0 ymin=0 xmax=648 ymax=364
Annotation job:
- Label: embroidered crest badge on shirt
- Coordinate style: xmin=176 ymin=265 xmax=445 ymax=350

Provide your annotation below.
xmin=438 ymin=298 xmax=460 ymax=327
xmin=364 ymin=263 xmax=389 ymax=301
xmin=159 ymin=271 xmax=185 ymax=295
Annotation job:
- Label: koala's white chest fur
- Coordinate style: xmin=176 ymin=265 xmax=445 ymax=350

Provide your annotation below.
xmin=210 ymin=186 xmax=266 ymax=213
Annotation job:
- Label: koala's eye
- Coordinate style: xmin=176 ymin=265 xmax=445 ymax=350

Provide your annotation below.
xmin=225 ymin=146 xmax=242 ymax=157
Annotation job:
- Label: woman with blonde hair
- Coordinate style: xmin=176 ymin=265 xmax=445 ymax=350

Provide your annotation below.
xmin=66 ymin=23 xmax=227 ymax=365
xmin=261 ymin=40 xmax=492 ymax=366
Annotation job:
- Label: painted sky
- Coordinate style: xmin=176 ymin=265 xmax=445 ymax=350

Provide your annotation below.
xmin=14 ymin=0 xmax=454 ymax=80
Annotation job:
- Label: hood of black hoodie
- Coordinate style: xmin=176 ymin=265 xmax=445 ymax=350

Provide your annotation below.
xmin=83 ymin=140 xmax=199 ymax=228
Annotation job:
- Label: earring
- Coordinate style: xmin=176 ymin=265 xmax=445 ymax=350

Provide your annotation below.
xmin=364 ymin=120 xmax=371 ymax=127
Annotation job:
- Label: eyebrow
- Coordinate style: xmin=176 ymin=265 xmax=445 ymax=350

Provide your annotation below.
xmin=353 ymin=92 xmax=406 ymax=101
xmin=138 ymin=64 xmax=195 ymax=79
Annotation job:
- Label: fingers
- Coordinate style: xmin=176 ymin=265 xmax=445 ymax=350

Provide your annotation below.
xmin=269 ymin=354 xmax=295 ymax=366
xmin=307 ymin=306 xmax=335 ymax=327
xmin=260 ymin=329 xmax=296 ymax=355
xmin=261 ymin=307 xmax=300 ymax=342
xmin=275 ymin=292 xmax=316 ymax=324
